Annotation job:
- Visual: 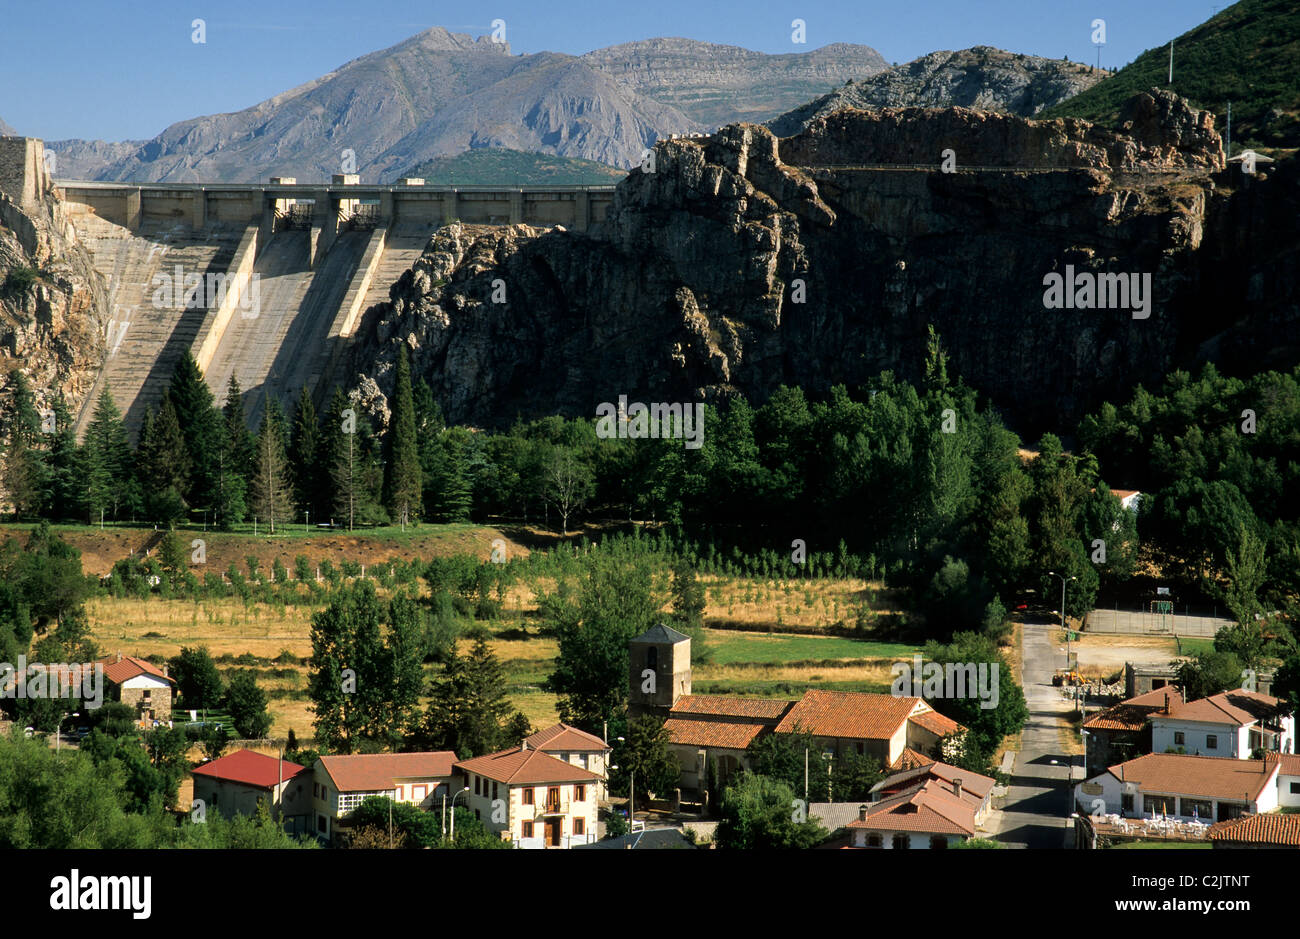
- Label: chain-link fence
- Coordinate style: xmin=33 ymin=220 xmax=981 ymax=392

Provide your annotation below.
xmin=1084 ymin=605 xmax=1233 ymax=638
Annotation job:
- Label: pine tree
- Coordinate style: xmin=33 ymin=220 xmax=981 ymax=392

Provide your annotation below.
xmin=42 ymin=395 xmax=81 ymax=520
xmin=288 ymin=386 xmax=319 ymax=519
xmin=168 ymin=351 xmax=224 ymax=510
xmin=427 ymin=430 xmax=473 ymax=522
xmin=383 ymin=346 xmax=422 ymax=527
xmin=83 ymin=386 xmax=132 ymax=523
xmin=222 ymin=375 xmax=256 ymax=481
xmin=249 ymin=399 xmax=293 ymax=533
xmin=3 ymin=370 xmax=45 ymax=519
xmin=137 ymin=394 xmax=190 ymax=526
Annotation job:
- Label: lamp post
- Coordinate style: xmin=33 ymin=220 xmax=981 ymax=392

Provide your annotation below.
xmin=1049 ymin=571 xmax=1077 ymax=666
xmin=447 ymin=786 xmax=469 ymax=841
xmin=56 ymin=711 xmax=80 ymax=755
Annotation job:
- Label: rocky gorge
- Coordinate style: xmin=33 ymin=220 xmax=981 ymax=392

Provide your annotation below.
xmin=352 ymin=89 xmax=1298 ymax=437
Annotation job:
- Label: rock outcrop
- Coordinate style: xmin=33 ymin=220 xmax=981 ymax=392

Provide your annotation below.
xmin=0 ymin=138 xmax=109 ymax=418
xmin=350 ymin=91 xmax=1294 ymax=436
xmin=765 ymin=46 xmax=1106 ymax=136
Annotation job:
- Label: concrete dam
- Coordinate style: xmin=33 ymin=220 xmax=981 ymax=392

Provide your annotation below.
xmin=55 ymin=176 xmax=617 ymax=437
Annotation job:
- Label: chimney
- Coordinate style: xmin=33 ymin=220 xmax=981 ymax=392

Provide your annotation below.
xmin=953 ymin=778 xmax=963 ymax=800
xmin=858 ymin=804 xmax=869 ymax=822
xmin=521 ymin=740 xmax=528 ymax=752
xmin=1164 ymin=692 xmax=1170 ymax=713
xmin=115 ymin=651 xmax=122 ymax=664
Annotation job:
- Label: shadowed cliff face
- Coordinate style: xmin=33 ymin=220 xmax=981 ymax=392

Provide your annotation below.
xmin=352 ymin=90 xmax=1297 ymax=437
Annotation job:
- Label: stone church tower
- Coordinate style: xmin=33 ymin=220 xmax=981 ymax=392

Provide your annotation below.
xmin=628 ymin=623 xmax=691 ymax=719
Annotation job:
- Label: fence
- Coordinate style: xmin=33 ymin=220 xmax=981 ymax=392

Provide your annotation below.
xmin=1084 ymin=604 xmax=1233 ymax=638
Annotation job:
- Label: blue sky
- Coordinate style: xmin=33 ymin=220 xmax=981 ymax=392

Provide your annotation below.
xmin=1 ymin=0 xmax=1225 ymax=141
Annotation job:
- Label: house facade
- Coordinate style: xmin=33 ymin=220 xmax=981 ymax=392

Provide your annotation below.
xmin=1078 ymin=752 xmax=1281 ymax=823
xmin=97 ymin=653 xmax=175 ymax=723
xmin=1150 ymin=688 xmax=1294 ymax=758
xmin=191 ymin=749 xmax=312 ymax=832
xmin=455 ymin=743 xmax=602 ymax=848
xmin=525 ymin=722 xmax=612 ymax=801
xmin=312 ymin=751 xmax=458 ymax=842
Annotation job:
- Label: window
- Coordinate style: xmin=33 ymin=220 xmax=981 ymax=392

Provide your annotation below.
xmin=856 ymin=742 xmax=864 ymax=756
xmin=212 ymin=791 xmax=219 ymax=806
xmin=646 ymin=647 xmax=658 ymax=671
xmin=892 ymin=834 xmax=909 ymax=849
xmin=474 ymin=775 xmax=481 ymax=796
xmin=523 ymin=821 xmax=534 ymax=838
xmin=866 ymin=834 xmax=883 ymax=848
xmin=1146 ymin=795 xmax=1176 ymax=816
xmin=1206 ymin=735 xmax=1218 ymax=750
xmin=929 ymin=836 xmax=948 ymax=849
xmin=313 ymin=783 xmax=319 ymax=798
xmin=1290 ymin=782 xmax=1300 ymax=795
xmin=318 ymin=815 xmax=327 ymax=833
xmin=573 ymin=818 xmax=585 ymax=836
xmin=1182 ymin=799 xmax=1212 ymax=819
xmin=575 ymin=785 xmax=586 ymax=802
xmin=523 ymin=788 xmax=535 ymax=805
xmin=1173 ymin=732 xmax=1185 ymax=746
xmin=1121 ymin=793 xmax=1135 ymax=811
xmin=546 ymin=787 xmax=561 ymax=811
xmin=492 ymin=781 xmax=499 ymax=801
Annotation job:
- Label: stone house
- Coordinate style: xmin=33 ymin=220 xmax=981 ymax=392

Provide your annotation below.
xmin=97 ymin=653 xmax=175 ymax=723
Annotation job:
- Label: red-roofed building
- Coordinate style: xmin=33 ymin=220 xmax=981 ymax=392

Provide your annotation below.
xmin=525 ymin=722 xmax=612 ymax=800
xmin=313 ymin=751 xmax=458 ymax=842
xmin=845 ymin=762 xmax=996 ymax=849
xmin=1151 ymin=688 xmax=1294 ymax=758
xmin=95 ymin=651 xmax=175 ymax=722
xmin=191 ymin=749 xmax=311 ymax=830
xmin=455 ymin=743 xmax=603 ymax=848
xmin=1209 ymin=812 xmax=1300 ymax=848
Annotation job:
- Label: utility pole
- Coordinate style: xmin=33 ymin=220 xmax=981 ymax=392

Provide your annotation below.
xmin=1169 ymin=39 xmax=1174 ymax=85
xmin=1226 ymin=101 xmax=1232 ymax=158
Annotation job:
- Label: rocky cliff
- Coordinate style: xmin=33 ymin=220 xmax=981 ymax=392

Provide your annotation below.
xmin=349 ymin=90 xmax=1296 ymax=437
xmin=766 ymin=47 xmax=1107 ymax=136
xmin=0 ymin=139 xmax=109 ymax=417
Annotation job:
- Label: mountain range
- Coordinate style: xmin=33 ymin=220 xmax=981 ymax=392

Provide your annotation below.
xmin=45 ymin=29 xmax=888 ymax=183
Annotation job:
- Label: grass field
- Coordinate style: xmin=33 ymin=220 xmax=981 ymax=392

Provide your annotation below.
xmin=84 ymin=575 xmax=917 ymax=739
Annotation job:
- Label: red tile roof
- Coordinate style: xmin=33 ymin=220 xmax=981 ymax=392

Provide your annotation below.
xmin=847 ymin=780 xmax=978 ymax=836
xmin=1160 ymin=689 xmax=1288 ymax=726
xmin=670 ymin=696 xmax=793 ymax=720
xmin=873 ymin=761 xmax=994 ymax=802
xmin=95 ymin=654 xmax=175 ymax=686
xmin=664 ymin=718 xmax=768 ymax=750
xmin=775 ymin=690 xmax=918 ymax=740
xmin=192 ymin=749 xmax=308 ymax=789
xmin=455 ymin=745 xmax=603 ymax=786
xmin=525 ymin=723 xmax=610 ymax=752
xmin=1106 ymin=753 xmax=1280 ymax=802
xmin=890 ymin=748 xmax=937 ymax=771
xmin=1267 ymin=753 xmax=1300 ymax=777
xmin=909 ymin=707 xmax=963 ymax=737
xmin=1084 ymin=688 xmax=1184 ymax=732
xmin=1208 ymin=813 xmax=1300 ymax=847
xmin=317 ymin=752 xmax=458 ymax=792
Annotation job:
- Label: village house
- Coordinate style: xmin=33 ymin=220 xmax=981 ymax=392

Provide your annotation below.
xmin=190 ymin=749 xmax=312 ymax=834
xmin=844 ymin=761 xmax=995 ymax=849
xmin=1078 ymin=752 xmax=1284 ymax=824
xmin=97 ymin=652 xmax=175 ymax=723
xmin=454 ymin=742 xmax=603 ymax=848
xmin=629 ymin=624 xmax=964 ymax=795
xmin=1150 ymin=688 xmax=1293 ymax=758
xmin=524 ymin=722 xmax=612 ymax=800
xmin=1083 ymin=687 xmax=1185 ymax=770
xmin=312 ymin=751 xmax=458 ymax=842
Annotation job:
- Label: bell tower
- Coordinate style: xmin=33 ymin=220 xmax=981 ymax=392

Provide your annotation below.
xmin=628 ymin=623 xmax=691 ymax=719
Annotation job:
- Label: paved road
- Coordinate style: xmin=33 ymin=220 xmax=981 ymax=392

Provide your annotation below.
xmin=994 ymin=621 xmax=1080 ymax=848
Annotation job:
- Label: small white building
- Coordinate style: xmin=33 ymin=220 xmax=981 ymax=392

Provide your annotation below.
xmin=845 ymin=761 xmax=994 ymax=848
xmin=1079 ymin=752 xmax=1281 ymax=823
xmin=1150 ymin=688 xmax=1294 ymax=759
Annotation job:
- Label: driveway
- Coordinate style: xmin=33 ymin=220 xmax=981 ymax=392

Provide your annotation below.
xmin=993 ymin=620 xmax=1080 ymax=848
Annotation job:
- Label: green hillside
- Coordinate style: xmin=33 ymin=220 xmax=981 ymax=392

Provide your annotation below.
xmin=399 ymin=148 xmax=627 ymax=186
xmin=1041 ymin=0 xmax=1300 ymax=153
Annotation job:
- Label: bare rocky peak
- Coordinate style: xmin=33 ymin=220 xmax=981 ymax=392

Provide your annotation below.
xmin=766 ymin=46 xmax=1107 ymax=136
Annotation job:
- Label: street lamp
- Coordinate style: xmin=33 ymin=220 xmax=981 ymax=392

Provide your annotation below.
xmin=616 ymin=736 xmax=635 ymax=831
xmin=447 ymin=786 xmax=469 ymax=841
xmin=56 ymin=711 xmax=80 ymax=755
xmin=1049 ymin=571 xmax=1077 ymax=666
